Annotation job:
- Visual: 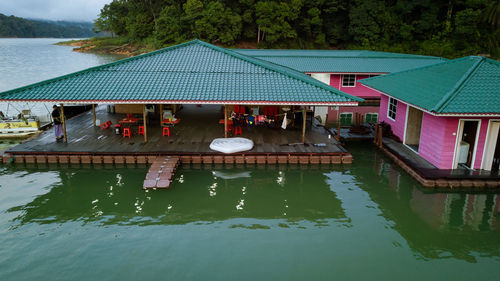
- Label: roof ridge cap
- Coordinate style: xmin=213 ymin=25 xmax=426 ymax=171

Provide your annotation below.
xmin=245 ymin=55 xmax=444 ymax=59
xmin=431 ymin=57 xmax=485 ymax=113
xmin=359 ymin=56 xmax=469 ymax=86
xmin=197 ymin=41 xmax=363 ymax=102
xmin=482 ymin=56 xmax=500 ymax=66
xmin=233 ymin=49 xmax=443 ymax=59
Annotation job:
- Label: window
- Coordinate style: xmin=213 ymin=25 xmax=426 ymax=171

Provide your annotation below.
xmin=342 ymin=74 xmax=356 ymax=87
xmin=365 ymin=113 xmax=378 ymax=123
xmin=339 ymin=113 xmax=353 ymax=126
xmin=388 ymin=97 xmax=397 ymax=120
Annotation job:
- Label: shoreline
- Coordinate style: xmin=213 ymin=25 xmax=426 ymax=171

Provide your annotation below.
xmin=55 ymin=37 xmax=261 ymax=57
xmin=56 ymin=38 xmax=141 ymax=57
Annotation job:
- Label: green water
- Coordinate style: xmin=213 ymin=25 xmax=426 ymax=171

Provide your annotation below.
xmin=1 ymin=143 xmax=499 ymax=280
xmin=0 ymin=39 xmax=499 ymax=280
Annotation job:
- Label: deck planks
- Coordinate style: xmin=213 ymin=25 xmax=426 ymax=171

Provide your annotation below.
xmin=8 ymin=104 xmax=346 ymax=155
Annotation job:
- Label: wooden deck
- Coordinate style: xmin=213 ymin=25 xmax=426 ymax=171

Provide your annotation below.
xmin=381 ymin=137 xmax=500 ymax=187
xmin=7 ymin=104 xmax=347 ymax=156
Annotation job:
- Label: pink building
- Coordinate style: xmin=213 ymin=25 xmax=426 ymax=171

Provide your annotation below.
xmin=361 ymin=56 xmax=500 ymax=172
xmin=234 ymin=49 xmax=446 ymax=126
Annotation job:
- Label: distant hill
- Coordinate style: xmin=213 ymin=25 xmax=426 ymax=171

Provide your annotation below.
xmin=0 ymin=13 xmax=96 ymax=38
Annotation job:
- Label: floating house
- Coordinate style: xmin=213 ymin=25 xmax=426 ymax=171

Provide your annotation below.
xmin=361 ymin=56 xmax=500 ymax=173
xmin=235 ymin=49 xmax=446 ymax=126
xmin=0 ymin=39 xmax=362 ymax=170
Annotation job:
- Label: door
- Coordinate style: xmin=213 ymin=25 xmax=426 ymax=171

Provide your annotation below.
xmin=454 ymin=120 xmax=480 ymax=169
xmin=483 ymin=121 xmax=500 ymax=172
xmin=404 ymin=107 xmax=423 ymax=152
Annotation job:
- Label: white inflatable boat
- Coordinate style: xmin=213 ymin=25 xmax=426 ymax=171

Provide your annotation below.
xmin=209 ymin=137 xmax=254 ymax=154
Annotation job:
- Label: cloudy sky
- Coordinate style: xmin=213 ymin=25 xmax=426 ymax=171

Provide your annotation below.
xmin=0 ymin=0 xmax=112 ymax=22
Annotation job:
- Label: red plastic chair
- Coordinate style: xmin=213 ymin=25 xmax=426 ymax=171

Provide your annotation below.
xmin=99 ymin=123 xmax=109 ymax=130
xmin=100 ymin=120 xmax=112 ymax=130
xmin=234 ymin=126 xmax=242 ymax=136
xmin=138 ymin=126 xmax=144 ymax=136
xmin=123 ymin=128 xmax=132 ymax=138
xmin=162 ymin=127 xmax=170 ymax=137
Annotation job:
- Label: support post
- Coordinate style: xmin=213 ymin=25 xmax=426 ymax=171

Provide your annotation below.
xmin=374 ymin=125 xmax=379 ymax=144
xmin=60 ymin=103 xmax=67 ymax=143
xmin=92 ymin=104 xmax=96 ymax=126
xmin=378 ymin=125 xmax=383 ymax=148
xmin=143 ymin=104 xmax=148 ymax=143
xmin=159 ymin=104 xmax=163 ymax=123
xmin=302 ymin=107 xmax=306 ymax=143
xmin=224 ymin=105 xmax=228 ymax=138
xmin=337 ymin=118 xmax=341 ymax=138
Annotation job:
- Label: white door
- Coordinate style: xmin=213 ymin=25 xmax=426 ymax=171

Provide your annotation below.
xmin=483 ymin=121 xmax=500 ymax=171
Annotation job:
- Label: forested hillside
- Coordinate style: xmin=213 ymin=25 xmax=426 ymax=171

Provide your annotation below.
xmin=0 ymin=14 xmax=95 ymax=38
xmin=93 ymin=0 xmax=500 ymax=58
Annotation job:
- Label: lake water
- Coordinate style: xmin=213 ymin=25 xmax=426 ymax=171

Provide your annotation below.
xmin=0 ymin=39 xmax=500 ymax=280
xmin=0 ymin=38 xmax=121 ymax=121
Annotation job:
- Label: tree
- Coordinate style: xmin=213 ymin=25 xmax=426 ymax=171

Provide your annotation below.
xmin=192 ymin=1 xmax=242 ymax=45
xmin=255 ymin=0 xmax=302 ymax=47
xmin=91 ymin=0 xmax=499 ymax=58
xmin=154 ymin=4 xmax=187 ymax=45
xmin=94 ymin=1 xmax=128 ymax=36
xmin=483 ymin=0 xmax=500 ymax=28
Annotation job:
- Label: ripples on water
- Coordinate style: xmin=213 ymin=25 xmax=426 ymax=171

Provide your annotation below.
xmin=0 ymin=38 xmax=122 ymax=120
xmin=0 ymin=39 xmax=499 ymax=280
xmin=0 ymin=144 xmax=499 ymax=280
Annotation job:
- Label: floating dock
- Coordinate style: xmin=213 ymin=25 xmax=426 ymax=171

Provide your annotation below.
xmin=372 ymin=126 xmax=500 ymax=188
xmin=143 ymin=156 xmax=179 ymax=189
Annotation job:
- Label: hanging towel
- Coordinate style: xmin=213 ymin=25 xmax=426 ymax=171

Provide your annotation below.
xmin=281 ymin=113 xmax=287 ymax=129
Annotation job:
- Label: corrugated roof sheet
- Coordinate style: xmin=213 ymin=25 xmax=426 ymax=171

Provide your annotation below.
xmin=360 ymin=56 xmax=500 ymax=114
xmin=233 ymin=49 xmax=447 ymax=73
xmin=0 ymin=40 xmax=362 ymax=105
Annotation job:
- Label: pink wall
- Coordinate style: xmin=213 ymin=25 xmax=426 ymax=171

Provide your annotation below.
xmin=445 ymin=117 xmax=496 ymax=170
xmin=325 ymin=73 xmax=384 ymax=124
xmin=379 ymin=94 xmax=499 ymax=170
xmin=329 ymin=74 xmax=382 ymax=98
xmin=378 ymin=95 xmax=407 ymax=142
xmin=419 ymin=114 xmax=457 ymax=169
xmin=422 ymin=116 xmax=496 ymax=169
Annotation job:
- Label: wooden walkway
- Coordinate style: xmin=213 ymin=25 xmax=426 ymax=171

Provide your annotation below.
xmin=7 ymin=104 xmax=347 ymax=155
xmin=381 ymin=137 xmax=500 ymax=188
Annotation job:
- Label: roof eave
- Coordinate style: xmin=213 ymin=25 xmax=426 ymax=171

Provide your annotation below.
xmin=0 ymin=98 xmax=360 ymax=106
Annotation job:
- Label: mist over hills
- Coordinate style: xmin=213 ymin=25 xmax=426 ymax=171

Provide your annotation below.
xmin=0 ymin=13 xmax=95 ymax=38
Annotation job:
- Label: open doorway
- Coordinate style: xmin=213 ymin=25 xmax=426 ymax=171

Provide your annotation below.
xmin=404 ymin=106 xmax=423 ymax=152
xmin=454 ymin=120 xmax=480 ymax=169
xmin=483 ymin=121 xmax=500 ymax=173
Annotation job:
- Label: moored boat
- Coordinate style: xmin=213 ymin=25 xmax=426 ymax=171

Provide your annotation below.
xmin=0 ymin=115 xmax=40 ymax=138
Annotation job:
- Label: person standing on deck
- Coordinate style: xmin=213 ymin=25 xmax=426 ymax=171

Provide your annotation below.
xmin=52 ymin=105 xmax=63 ymax=141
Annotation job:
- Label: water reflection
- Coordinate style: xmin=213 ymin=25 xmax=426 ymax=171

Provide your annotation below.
xmin=2 ymin=143 xmax=500 ymax=263
xmin=5 ymin=166 xmax=346 ymax=227
xmin=348 ymin=143 xmax=500 ymax=262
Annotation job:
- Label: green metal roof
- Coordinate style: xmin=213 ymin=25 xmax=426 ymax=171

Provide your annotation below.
xmin=233 ymin=49 xmax=447 ymax=73
xmin=360 ymin=56 xmax=500 ymax=114
xmin=0 ymin=39 xmax=362 ymax=105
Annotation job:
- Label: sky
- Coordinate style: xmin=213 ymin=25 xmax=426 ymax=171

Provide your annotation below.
xmin=0 ymin=0 xmax=112 ymax=22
